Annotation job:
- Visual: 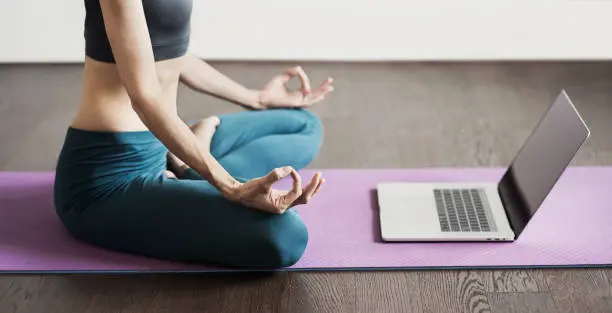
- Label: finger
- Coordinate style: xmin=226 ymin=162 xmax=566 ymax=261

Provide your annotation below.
xmin=303 ymin=94 xmax=326 ymax=106
xmin=278 ymin=170 xmax=303 ymax=207
xmin=263 ymin=166 xmax=293 ymax=188
xmin=284 ymin=169 xmax=303 ymax=202
xmin=272 ymin=73 xmax=290 ymax=85
xmin=302 ymin=80 xmax=334 ymax=105
xmin=293 ymin=173 xmax=321 ymax=205
xmin=316 ymin=78 xmax=335 ymax=93
xmin=320 ymin=77 xmax=334 ymax=88
xmin=311 ymin=177 xmax=325 ymax=197
xmin=286 ymin=91 xmax=308 ymax=106
xmin=289 ymin=89 xmax=328 ymax=108
xmin=302 ymin=173 xmax=322 ymax=202
xmin=284 ymin=66 xmax=312 ymax=93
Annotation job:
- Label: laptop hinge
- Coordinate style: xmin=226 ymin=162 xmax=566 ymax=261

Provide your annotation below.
xmin=497 ymin=169 xmax=532 ymax=238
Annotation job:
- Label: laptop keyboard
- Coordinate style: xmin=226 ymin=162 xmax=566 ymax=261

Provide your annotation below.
xmin=433 ymin=189 xmax=496 ymax=232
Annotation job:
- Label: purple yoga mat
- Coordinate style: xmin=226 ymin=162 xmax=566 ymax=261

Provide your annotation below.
xmin=0 ymin=167 xmax=611 ymax=272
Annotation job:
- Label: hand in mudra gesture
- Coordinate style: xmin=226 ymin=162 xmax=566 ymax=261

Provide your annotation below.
xmin=258 ymin=66 xmax=334 ymax=109
xmin=232 ymin=167 xmax=325 ymax=214
xmin=195 ymin=115 xmax=325 ymax=214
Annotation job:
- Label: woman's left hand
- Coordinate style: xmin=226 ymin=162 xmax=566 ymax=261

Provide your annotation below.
xmin=256 ymin=66 xmax=334 ymax=109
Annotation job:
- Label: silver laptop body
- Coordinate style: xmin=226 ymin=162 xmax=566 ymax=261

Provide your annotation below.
xmin=376 ymin=90 xmax=590 ymax=242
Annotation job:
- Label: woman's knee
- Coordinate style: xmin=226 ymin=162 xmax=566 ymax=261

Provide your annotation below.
xmin=290 ymin=109 xmax=324 ymax=158
xmin=254 ymin=210 xmax=309 ymax=268
xmin=296 ymin=109 xmax=323 ymax=137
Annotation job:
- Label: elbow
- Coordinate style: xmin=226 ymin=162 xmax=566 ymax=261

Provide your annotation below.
xmin=127 ymin=86 xmax=161 ymax=112
xmin=126 ymin=86 xmax=179 ymax=130
xmin=126 ymin=88 xmax=164 ymax=125
xmin=119 ymin=77 xmax=169 ymax=123
xmin=130 ymin=87 xmax=157 ymax=107
xmin=118 ymin=74 xmax=163 ymax=110
xmin=128 ymin=92 xmax=149 ymax=118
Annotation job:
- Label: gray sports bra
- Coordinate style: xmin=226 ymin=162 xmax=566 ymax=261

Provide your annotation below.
xmin=84 ymin=0 xmax=193 ymax=62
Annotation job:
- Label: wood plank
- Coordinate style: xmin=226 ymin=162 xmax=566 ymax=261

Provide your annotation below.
xmin=8 ymin=276 xmax=99 ymax=313
xmin=484 ymin=270 xmax=550 ymax=293
xmin=0 ymin=275 xmax=44 ymax=313
xmin=286 ymin=272 xmax=356 ymax=313
xmin=145 ymin=273 xmax=290 ymax=313
xmin=418 ymin=270 xmax=491 ymax=313
xmin=355 ymin=271 xmax=422 ymax=313
xmin=545 ymin=269 xmax=612 ymax=313
xmin=83 ymin=275 xmax=158 ymax=313
xmin=0 ymin=276 xmax=14 ymax=302
xmin=488 ymin=292 xmax=558 ymax=313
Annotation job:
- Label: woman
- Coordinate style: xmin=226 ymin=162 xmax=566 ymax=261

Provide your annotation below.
xmin=53 ymin=0 xmax=334 ymax=268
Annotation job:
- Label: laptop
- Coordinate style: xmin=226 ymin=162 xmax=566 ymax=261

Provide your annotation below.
xmin=376 ymin=90 xmax=590 ymax=242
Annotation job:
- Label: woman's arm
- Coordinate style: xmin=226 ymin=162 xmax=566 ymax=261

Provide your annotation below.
xmin=180 ymin=55 xmax=264 ymax=109
xmin=181 ymin=56 xmax=334 ymax=110
xmin=99 ymin=0 xmax=240 ymax=194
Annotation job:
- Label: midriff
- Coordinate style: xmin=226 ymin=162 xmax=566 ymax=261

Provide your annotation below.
xmin=70 ymin=56 xmax=186 ymax=132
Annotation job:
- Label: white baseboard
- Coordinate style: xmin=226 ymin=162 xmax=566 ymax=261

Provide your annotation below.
xmin=1 ymin=0 xmax=611 ymax=63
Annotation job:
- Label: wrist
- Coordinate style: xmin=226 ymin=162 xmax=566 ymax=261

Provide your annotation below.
xmin=195 ymin=152 xmax=242 ymax=194
xmin=248 ymin=89 xmax=266 ymax=110
xmin=200 ymin=168 xmax=242 ymax=196
xmin=217 ymin=178 xmax=242 ymax=198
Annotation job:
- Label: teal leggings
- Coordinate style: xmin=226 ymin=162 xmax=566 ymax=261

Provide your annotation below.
xmin=53 ymin=109 xmax=323 ymax=268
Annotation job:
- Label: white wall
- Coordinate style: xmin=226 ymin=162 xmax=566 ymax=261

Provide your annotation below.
xmin=1 ymin=0 xmax=611 ymax=63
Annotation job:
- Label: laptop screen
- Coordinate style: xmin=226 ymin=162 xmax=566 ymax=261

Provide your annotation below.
xmin=498 ymin=90 xmax=590 ymax=236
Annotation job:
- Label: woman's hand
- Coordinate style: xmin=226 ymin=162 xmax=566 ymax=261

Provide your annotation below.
xmin=256 ymin=66 xmax=334 ymax=109
xmin=227 ymin=166 xmax=325 ymax=214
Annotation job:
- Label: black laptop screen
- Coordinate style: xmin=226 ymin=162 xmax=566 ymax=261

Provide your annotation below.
xmin=498 ymin=91 xmax=590 ymax=236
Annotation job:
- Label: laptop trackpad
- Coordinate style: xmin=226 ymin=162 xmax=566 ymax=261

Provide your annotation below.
xmin=377 ymin=184 xmax=442 ymax=235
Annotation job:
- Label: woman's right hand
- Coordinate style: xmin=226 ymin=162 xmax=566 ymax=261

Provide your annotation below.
xmin=227 ymin=166 xmax=325 ymax=214
xmin=191 ymin=115 xmax=324 ymax=213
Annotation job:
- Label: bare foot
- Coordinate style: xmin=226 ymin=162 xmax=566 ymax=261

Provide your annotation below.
xmin=166 ymin=116 xmax=221 ymax=177
xmin=190 ymin=116 xmax=221 ymax=147
xmin=162 ymin=170 xmax=177 ymax=179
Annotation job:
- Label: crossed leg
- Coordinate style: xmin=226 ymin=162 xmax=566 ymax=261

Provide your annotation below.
xmin=169 ymin=108 xmax=323 ymax=180
xmin=65 ymin=109 xmax=324 ymax=268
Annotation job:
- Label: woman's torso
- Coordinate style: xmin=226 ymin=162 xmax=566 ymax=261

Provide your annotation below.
xmin=72 ymin=0 xmax=193 ymax=132
xmin=71 ymin=58 xmax=184 ymax=132
xmin=54 ymin=0 xmax=194 ymax=213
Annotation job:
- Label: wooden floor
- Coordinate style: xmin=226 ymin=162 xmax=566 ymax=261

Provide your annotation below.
xmin=0 ymin=62 xmax=611 ymax=312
